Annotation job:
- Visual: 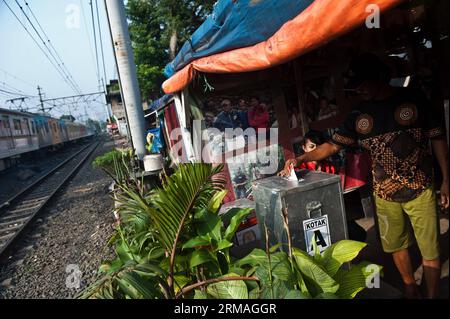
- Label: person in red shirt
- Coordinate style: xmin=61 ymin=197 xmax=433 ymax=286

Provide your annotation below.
xmin=248 ymin=97 xmax=269 ymax=130
xmin=296 ymin=130 xmax=336 ymax=174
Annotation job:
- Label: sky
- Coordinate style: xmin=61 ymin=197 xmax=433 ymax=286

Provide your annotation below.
xmin=0 ymin=0 xmax=117 ymax=122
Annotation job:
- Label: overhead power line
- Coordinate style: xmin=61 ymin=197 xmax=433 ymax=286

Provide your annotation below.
xmin=0 ymin=87 xmax=35 ymax=97
xmin=95 ymin=0 xmax=108 ymax=88
xmin=1 ymin=0 xmax=68 ymax=90
xmin=13 ymin=0 xmax=82 ymax=94
xmin=79 ymin=0 xmax=98 ymax=81
xmin=89 ymin=0 xmax=101 ymax=90
xmin=0 ymin=81 xmax=35 ymax=97
xmin=0 ymin=67 xmax=36 ymax=88
xmin=23 ymin=0 xmax=83 ymax=94
xmin=2 ymin=0 xmax=81 ymax=95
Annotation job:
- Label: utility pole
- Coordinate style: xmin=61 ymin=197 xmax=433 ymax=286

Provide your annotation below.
xmin=37 ymin=86 xmax=44 ymax=113
xmin=104 ymin=0 xmax=146 ymax=159
xmin=100 ymin=78 xmax=111 ymax=121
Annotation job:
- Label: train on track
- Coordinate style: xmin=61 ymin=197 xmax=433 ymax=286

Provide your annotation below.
xmin=0 ymin=107 xmax=95 ymax=170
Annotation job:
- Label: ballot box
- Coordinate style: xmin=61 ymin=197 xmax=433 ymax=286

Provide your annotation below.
xmin=252 ymin=170 xmax=348 ymax=254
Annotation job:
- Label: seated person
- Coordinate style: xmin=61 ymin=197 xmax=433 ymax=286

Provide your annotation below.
xmin=296 ymin=130 xmax=336 ymax=174
xmin=248 ymin=97 xmax=269 ymax=130
xmin=237 ymin=99 xmax=250 ymax=130
xmin=316 ymin=97 xmax=339 ymax=121
xmin=213 ymin=99 xmax=240 ymax=131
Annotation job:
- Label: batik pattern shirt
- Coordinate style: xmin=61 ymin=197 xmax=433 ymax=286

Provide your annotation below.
xmin=331 ymin=89 xmax=445 ymax=202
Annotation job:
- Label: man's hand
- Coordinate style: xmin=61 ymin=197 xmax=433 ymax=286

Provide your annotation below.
xmin=277 ymin=142 xmax=342 ymax=177
xmin=440 ymin=179 xmax=449 ymax=209
xmin=278 ymin=158 xmax=298 ymax=177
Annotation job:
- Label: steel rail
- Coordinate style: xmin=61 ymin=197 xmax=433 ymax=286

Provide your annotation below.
xmin=0 ymin=140 xmax=101 ymax=257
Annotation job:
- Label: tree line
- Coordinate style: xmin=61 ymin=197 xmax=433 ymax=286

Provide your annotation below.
xmin=126 ymin=0 xmax=216 ymax=102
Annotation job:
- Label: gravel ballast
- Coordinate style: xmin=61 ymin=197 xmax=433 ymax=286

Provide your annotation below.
xmin=0 ymin=138 xmax=116 ymax=299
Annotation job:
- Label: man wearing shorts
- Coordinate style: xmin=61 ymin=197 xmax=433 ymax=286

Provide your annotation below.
xmin=279 ymin=53 xmax=449 ymax=298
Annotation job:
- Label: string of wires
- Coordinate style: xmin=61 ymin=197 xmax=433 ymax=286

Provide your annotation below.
xmin=2 ymin=0 xmax=82 ymax=95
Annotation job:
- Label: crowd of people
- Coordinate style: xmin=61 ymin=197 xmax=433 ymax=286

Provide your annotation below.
xmin=212 ymin=97 xmax=271 ymax=132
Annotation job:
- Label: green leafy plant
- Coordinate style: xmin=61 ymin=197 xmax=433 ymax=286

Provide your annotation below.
xmin=81 ymin=162 xmax=381 ymax=299
xmin=80 ymin=163 xmax=257 ymax=299
xmin=92 ymin=149 xmax=133 ymax=183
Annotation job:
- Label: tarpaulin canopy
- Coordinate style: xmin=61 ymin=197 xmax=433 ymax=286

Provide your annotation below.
xmin=162 ymin=0 xmax=405 ymax=94
xmin=147 ymin=94 xmax=173 ymax=112
xmin=164 ymin=0 xmax=314 ymax=78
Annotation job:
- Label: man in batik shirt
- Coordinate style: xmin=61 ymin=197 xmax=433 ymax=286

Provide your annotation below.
xmin=280 ymin=54 xmax=448 ymax=299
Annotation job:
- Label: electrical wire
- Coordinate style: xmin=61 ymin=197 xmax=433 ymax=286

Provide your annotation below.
xmin=0 ymin=67 xmax=35 ymax=88
xmin=89 ymin=0 xmax=101 ymax=90
xmin=2 ymin=0 xmax=79 ymax=95
xmin=13 ymin=0 xmax=81 ymax=94
xmin=79 ymin=0 xmax=98 ymax=85
xmin=23 ymin=0 xmax=83 ymax=94
xmin=0 ymin=81 xmax=36 ymax=97
xmin=95 ymin=0 xmax=108 ymax=89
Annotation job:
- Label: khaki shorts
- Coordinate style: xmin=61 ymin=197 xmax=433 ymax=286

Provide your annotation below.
xmin=375 ymin=188 xmax=440 ymax=260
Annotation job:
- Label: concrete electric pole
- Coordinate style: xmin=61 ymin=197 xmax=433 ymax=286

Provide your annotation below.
xmin=104 ymin=0 xmax=147 ymax=159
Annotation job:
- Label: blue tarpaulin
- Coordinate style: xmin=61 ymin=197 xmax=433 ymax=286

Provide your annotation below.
xmin=148 ymin=94 xmax=173 ymax=112
xmin=164 ymin=0 xmax=314 ymax=78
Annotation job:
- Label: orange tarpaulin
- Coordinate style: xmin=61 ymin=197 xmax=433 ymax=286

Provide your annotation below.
xmin=162 ymin=0 xmax=404 ymax=94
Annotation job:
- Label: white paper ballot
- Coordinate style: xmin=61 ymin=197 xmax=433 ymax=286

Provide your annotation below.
xmin=287 ymin=164 xmax=297 ymax=181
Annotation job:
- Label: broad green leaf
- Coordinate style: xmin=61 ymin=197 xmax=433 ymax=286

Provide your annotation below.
xmin=292 ymin=248 xmax=339 ymax=294
xmin=249 ymin=288 xmax=260 ymax=299
xmin=147 ymin=247 xmax=166 ymax=260
xmin=207 ymin=189 xmax=228 ymax=213
xmin=207 ymin=273 xmax=249 ymax=299
xmin=120 ymin=271 xmax=158 ymax=298
xmin=224 ymin=208 xmax=253 ymax=241
xmin=108 ymin=258 xmax=125 ymax=273
xmin=315 ymin=292 xmax=339 ymax=299
xmin=334 ymin=261 xmax=382 ymax=299
xmin=236 ymin=249 xmax=294 ymax=285
xmin=194 ymin=290 xmax=209 ymax=299
xmin=195 ymin=209 xmax=223 ymax=242
xmin=292 ymin=263 xmax=311 ymax=297
xmin=134 ymin=263 xmax=166 ymax=277
xmin=234 ymin=248 xmax=268 ymax=268
xmin=322 ymin=240 xmax=367 ymax=276
xmin=189 ymin=249 xmax=216 ymax=269
xmin=244 ymin=278 xmax=259 ymax=292
xmin=270 ymin=252 xmax=295 ymax=282
xmin=173 ymin=274 xmax=191 ymax=294
xmin=215 ymin=239 xmax=233 ymax=252
xmin=259 ymin=279 xmax=291 ymax=299
xmin=284 ymin=290 xmax=309 ymax=299
xmin=159 ymin=254 xmax=189 ymax=273
xmin=116 ymin=277 xmax=141 ymax=299
xmin=228 ymin=265 xmax=246 ymax=277
xmin=182 ymin=235 xmax=212 ymax=250
xmin=116 ymin=241 xmax=135 ymax=263
xmin=269 ymin=243 xmax=282 ymax=253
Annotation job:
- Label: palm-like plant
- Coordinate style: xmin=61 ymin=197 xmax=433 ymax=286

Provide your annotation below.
xmin=82 ymin=162 xmax=381 ymax=299
xmin=149 ymin=163 xmax=226 ymax=295
xmin=81 ymin=163 xmax=256 ymax=299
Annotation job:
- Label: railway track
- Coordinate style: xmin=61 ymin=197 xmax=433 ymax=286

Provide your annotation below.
xmin=0 ymin=140 xmax=100 ymax=257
